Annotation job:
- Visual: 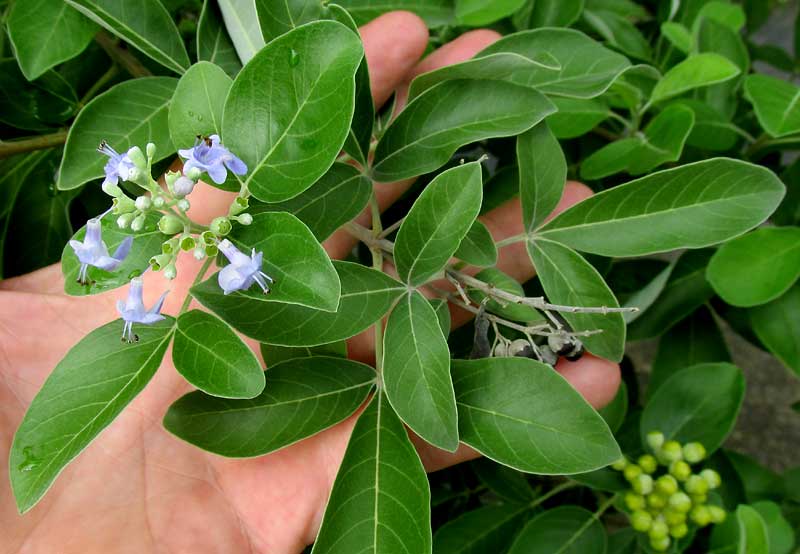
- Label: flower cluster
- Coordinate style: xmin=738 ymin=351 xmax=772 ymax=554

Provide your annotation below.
xmin=612 ymin=432 xmax=725 ymax=552
xmin=71 ymin=138 xmax=271 ymax=343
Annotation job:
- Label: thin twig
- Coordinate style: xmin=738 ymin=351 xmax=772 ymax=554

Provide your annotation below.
xmin=378 ymin=217 xmax=404 ymax=238
xmin=78 ymin=64 xmax=120 ymax=108
xmin=0 ymin=130 xmax=68 ymax=159
xmin=95 ymin=30 xmax=152 ymax=78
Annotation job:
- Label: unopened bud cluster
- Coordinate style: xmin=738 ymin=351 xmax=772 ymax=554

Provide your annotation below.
xmin=612 ymin=431 xmax=725 ymax=552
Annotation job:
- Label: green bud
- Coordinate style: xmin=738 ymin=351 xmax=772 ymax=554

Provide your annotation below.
xmin=623 ymin=464 xmax=643 ymax=482
xmin=165 ymin=171 xmax=180 ymax=188
xmin=193 ymin=245 xmax=206 ymax=260
xmin=630 ymin=511 xmax=652 ymax=532
xmin=708 ymin=505 xmax=726 ymax=524
xmin=669 ymin=460 xmax=692 ymax=481
xmin=158 ymin=215 xmax=184 ymax=235
xmin=228 ymin=196 xmax=249 ymax=216
xmin=649 ymin=519 xmax=669 ymax=540
xmin=186 ymin=167 xmax=202 ymax=180
xmin=127 ymin=166 xmax=140 ymax=182
xmin=177 ymin=198 xmax=190 ymax=211
xmin=638 ymin=454 xmax=658 ymax=474
xmin=611 ymin=457 xmax=628 ymax=471
xmin=624 ymin=492 xmax=646 ymax=511
xmin=152 ymin=195 xmax=166 ymax=208
xmin=235 ymin=213 xmax=253 ymax=226
xmin=117 ymin=213 xmax=134 ymax=229
xmin=685 ymin=475 xmax=709 ymax=495
xmin=655 ymin=474 xmax=678 ymax=495
xmin=690 ymin=505 xmax=711 ymax=526
xmin=180 ymin=235 xmax=196 ymax=251
xmin=649 ymin=536 xmax=671 ymax=552
xmin=683 ymin=442 xmax=706 ymax=464
xmin=102 ymin=181 xmax=123 ymax=197
xmin=131 ymin=214 xmax=145 ymax=232
xmin=205 ymin=244 xmax=218 ymax=258
xmin=127 ymin=146 xmax=147 ymax=168
xmin=664 ymin=508 xmax=686 ymax=526
xmin=112 ymin=195 xmax=136 ymax=214
xmin=700 ymin=468 xmax=721 ymax=489
xmin=201 ymin=230 xmax=217 ymax=246
xmin=162 ymin=237 xmax=180 ymax=255
xmin=661 ymin=441 xmax=683 ymax=463
xmin=690 ymin=493 xmax=708 ymax=505
xmin=163 ymin=262 xmax=177 ymax=280
xmin=135 ymin=196 xmax=152 ymax=211
xmin=669 ymin=523 xmax=688 ymax=539
xmin=633 ymin=474 xmax=654 ymax=495
xmin=646 ymin=431 xmax=665 ymax=453
xmin=210 ymin=216 xmax=231 ymax=236
xmin=149 ymin=254 xmax=170 ymax=271
xmin=146 ymin=142 xmax=156 ymax=159
xmin=668 ymin=492 xmax=692 ymax=513
xmin=647 ymin=493 xmax=668 ymax=510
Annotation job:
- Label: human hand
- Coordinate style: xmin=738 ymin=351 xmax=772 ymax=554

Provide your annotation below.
xmin=0 ymin=12 xmax=619 ymax=553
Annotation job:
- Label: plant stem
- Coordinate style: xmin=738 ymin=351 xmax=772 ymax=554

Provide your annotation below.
xmin=95 ymin=30 xmax=152 ymax=78
xmin=344 ymin=221 xmax=395 ymax=254
xmin=78 ymin=64 xmax=120 ymax=108
xmin=553 ymin=494 xmax=618 ymax=554
xmin=378 ymin=217 xmax=404 ymax=239
xmin=178 ymin=257 xmax=213 ymax=315
xmin=529 ymin=481 xmax=580 ymax=509
xmin=367 ymin=193 xmax=386 ymax=374
xmin=494 ymin=233 xmax=527 ymax=248
xmin=0 ymin=130 xmax=68 ymax=159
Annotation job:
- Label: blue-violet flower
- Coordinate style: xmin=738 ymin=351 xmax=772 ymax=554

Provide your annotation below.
xmin=98 ymin=141 xmax=136 ymax=189
xmin=178 ymin=135 xmax=247 ymax=185
xmin=217 ymin=239 xmax=273 ymax=295
xmin=69 ymin=218 xmax=133 ymax=284
xmin=117 ymin=277 xmax=168 ymax=343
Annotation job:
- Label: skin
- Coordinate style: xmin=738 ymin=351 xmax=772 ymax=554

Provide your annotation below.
xmin=0 ymin=12 xmax=620 ymax=554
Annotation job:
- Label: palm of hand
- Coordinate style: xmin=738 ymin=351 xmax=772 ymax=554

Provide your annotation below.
xmin=0 ymin=13 xmax=620 ymax=554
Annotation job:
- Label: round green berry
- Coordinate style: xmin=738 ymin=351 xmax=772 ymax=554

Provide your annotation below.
xmin=611 ymin=457 xmax=628 ymax=471
xmin=668 ymin=492 xmax=692 ymax=513
xmin=656 ymin=474 xmax=678 ymax=495
xmin=633 ymin=474 xmax=654 ymax=495
xmin=708 ymin=505 xmax=727 ymax=524
xmin=649 ymin=519 xmax=669 ymax=540
xmin=625 ymin=492 xmax=646 ymax=511
xmin=638 ymin=454 xmax=658 ymax=474
xmin=649 ymin=536 xmax=671 ymax=552
xmin=700 ymin=468 xmax=721 ymax=489
xmin=669 ymin=460 xmax=692 ymax=481
xmin=664 ymin=508 xmax=686 ymax=526
xmin=670 ymin=522 xmax=689 ymax=539
xmin=158 ymin=214 xmax=183 ymax=235
xmin=661 ymin=440 xmax=683 ymax=463
xmin=690 ymin=505 xmax=711 ymax=527
xmin=690 ymin=493 xmax=708 ymax=505
xmin=646 ymin=431 xmax=665 ymax=453
xmin=683 ymin=442 xmax=707 ymax=464
xmin=631 ymin=511 xmax=653 ymax=532
xmin=624 ymin=464 xmax=643 ymax=482
xmin=647 ymin=493 xmax=667 ymax=509
xmin=685 ymin=475 xmax=709 ymax=495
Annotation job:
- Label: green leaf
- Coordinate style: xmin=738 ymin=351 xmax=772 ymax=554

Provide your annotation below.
xmin=627 ymin=249 xmax=715 ymax=340
xmin=751 ymin=501 xmax=795 ymax=554
xmin=508 ymin=506 xmax=607 ymax=554
xmin=541 ymin=159 xmax=785 ymax=257
xmin=472 ymin=458 xmax=536 ymax=503
xmin=454 ymin=220 xmax=498 ymax=267
xmin=196 ymin=0 xmax=242 ymax=78
xmin=516 ymin=0 xmax=585 ymax=28
xmin=168 ymin=61 xmax=232 ymax=153
xmin=255 ymin=0 xmax=324 ymax=41
xmin=661 ymin=22 xmax=693 ymax=53
xmin=372 ymin=80 xmax=554 ymax=182
xmin=192 ymin=261 xmax=405 ymax=346
xmin=582 ymin=9 xmax=651 ymax=61
xmin=452 ymin=357 xmax=620 ymax=474
xmin=7 ymin=0 xmax=98 ymax=80
xmin=479 ymin=28 xmax=631 ymax=98
xmin=750 ymin=283 xmax=800 ymax=378
xmin=650 ymin=53 xmax=741 ymax=105
xmin=744 ymin=74 xmax=800 ymax=139
xmin=456 ymin=0 xmax=527 ymax=26
xmin=249 ymin=163 xmax=371 ymax=241
xmin=61 ymin=213 xmax=165 ymax=296
xmin=640 ymin=362 xmax=744 ymax=453
xmin=621 ymin=260 xmax=675 ymax=324
xmin=528 ymin=239 xmax=625 ymax=362
xmin=708 ymin=227 xmax=800 ymax=308
xmin=736 ymin=505 xmax=771 ymax=554
xmin=217 ymin=0 xmax=265 ymax=64
xmin=394 ymin=162 xmax=483 ymax=286
xmin=430 ymin=298 xmax=452 ymax=336
xmin=650 ymin=306 xmax=730 ymax=398
xmin=383 ymin=291 xmax=458 ymax=451
xmin=312 ymin=392 xmax=432 ymax=554
xmin=0 ymin=62 xmax=77 ymax=131
xmin=695 ymin=1 xmax=746 ymax=32
xmin=518 ymin=122 xmax=566 ymax=232
xmin=677 ymin=99 xmax=741 ymax=151
xmin=163 ymin=356 xmax=374 ymax=457
xmin=469 ymin=267 xmax=545 ymax=324
xmin=333 ymin=0 xmax=455 ymax=27
xmin=223 ymin=21 xmax=363 ymax=202
xmin=65 ymin=0 xmax=189 ymax=74
xmin=57 ymin=77 xmax=177 ymax=191
xmin=10 ymin=318 xmax=174 ymax=513
xmin=547 ymin=97 xmax=610 ymax=139
xmin=224 ymin=211 xmax=341 ymax=311
xmin=173 ymin=310 xmax=264 ymax=399
xmin=598 ymin=380 xmax=627 ymax=433
xmin=407 ymin=52 xmax=560 ymax=102
xmin=259 ymin=341 xmax=347 ymax=367
xmin=433 ymin=504 xmax=530 ymax=554
xmin=571 ymin=466 xmax=628 ymax=492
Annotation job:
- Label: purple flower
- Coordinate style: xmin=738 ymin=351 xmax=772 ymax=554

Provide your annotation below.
xmin=116 ymin=277 xmax=168 ymax=343
xmin=69 ymin=218 xmax=133 ymax=284
xmin=98 ymin=141 xmax=135 ymax=188
xmin=178 ymin=135 xmax=247 ymax=185
xmin=217 ymin=239 xmax=273 ymax=295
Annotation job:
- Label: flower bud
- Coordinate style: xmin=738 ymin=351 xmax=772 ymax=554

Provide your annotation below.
xmin=624 ymin=492 xmax=645 ymax=511
xmin=158 ymin=215 xmax=183 ymax=235
xmin=186 ymin=166 xmax=202 ymax=180
xmin=146 ymin=142 xmax=156 ymax=159
xmin=649 ymin=536 xmax=670 ymax=552
xmin=162 ymin=237 xmax=179 ymax=255
xmin=235 ymin=213 xmax=253 ymax=225
xmin=205 ymin=244 xmax=218 ymax=258
xmin=112 ymin=195 xmax=136 ymax=214
xmin=180 ymin=235 xmax=196 ymax=251
xmin=669 ymin=523 xmax=688 ymax=539
xmin=668 ymin=492 xmax=692 ymax=513
xmin=708 ymin=506 xmax=726 ymax=524
xmin=630 ymin=511 xmax=652 ymax=532
xmin=669 ymin=460 xmax=691 ymax=481
xmin=135 ymin=195 xmax=152 ymax=211
xmin=661 ymin=441 xmax=683 ymax=463
xmin=690 ymin=493 xmax=708 ymax=505
xmin=647 ymin=493 xmax=667 ymax=510
xmin=633 ymin=474 xmax=654 ymax=495
xmin=127 ymin=166 xmax=140 ymax=182
xmin=685 ymin=475 xmax=709 ymax=495
xmin=173 ymin=176 xmax=196 ymax=196
xmin=201 ymin=230 xmax=217 ymax=246
xmin=656 ymin=475 xmax=678 ymax=496
xmin=177 ymin=198 xmax=190 ymax=211
xmin=149 ymin=254 xmax=171 ymax=271
xmin=163 ymin=262 xmax=177 ymax=280
xmin=127 ymin=146 xmax=147 ymax=169
xmin=131 ymin=214 xmax=145 ymax=232
xmin=153 ymin=195 xmax=166 ymax=208
xmin=649 ymin=519 xmax=669 ymax=540
xmin=664 ymin=508 xmax=686 ymax=526
xmin=228 ymin=196 xmax=249 ymax=216
xmin=193 ymin=245 xmax=206 ymax=260
xmin=117 ymin=213 xmax=134 ymax=229
xmin=210 ymin=216 xmax=231 ymax=236
xmin=683 ymin=442 xmax=706 ymax=464
xmin=102 ymin=181 xmax=123 ymax=197
xmin=690 ymin=505 xmax=711 ymax=526
xmin=638 ymin=455 xmax=658 ymax=474
xmin=700 ymin=468 xmax=721 ymax=489
xmin=611 ymin=457 xmax=627 ymax=471
xmin=165 ymin=171 xmax=180 ymax=188
xmin=623 ymin=464 xmax=643 ymax=482
xmin=646 ymin=431 xmax=665 ymax=453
